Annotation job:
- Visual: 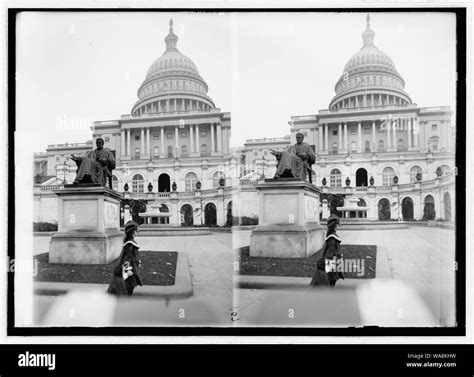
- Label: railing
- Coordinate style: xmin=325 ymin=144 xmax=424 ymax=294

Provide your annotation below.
xmin=157 ymin=192 xmax=170 ymax=198
xmin=177 ymin=191 xmax=195 ymax=198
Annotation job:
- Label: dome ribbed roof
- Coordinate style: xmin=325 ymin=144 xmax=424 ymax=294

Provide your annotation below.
xmin=328 ymin=14 xmax=411 ymax=110
xmin=131 ymin=19 xmax=215 ymax=115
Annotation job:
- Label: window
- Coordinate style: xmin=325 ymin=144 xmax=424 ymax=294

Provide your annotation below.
xmin=167 ymin=133 xmax=173 ymax=139
xmin=332 ymin=130 xmax=338 ymax=136
xmin=132 ymin=174 xmax=144 ymax=193
xmin=429 ymin=136 xmax=439 ymax=151
xmin=153 ymin=134 xmax=159 ymax=139
xmin=409 ymin=166 xmax=423 ymax=182
xmin=135 ymin=147 xmax=140 ymax=158
xmin=112 ymin=175 xmax=118 ymax=191
xmin=382 ymin=167 xmax=395 ymax=186
xmin=135 ymin=135 xmax=140 ymax=141
xmin=185 ymin=172 xmax=198 ymax=192
xmin=364 ymin=127 xmax=370 ymax=134
xmin=201 ymin=144 xmax=207 ymax=153
xmin=365 ymin=140 xmax=371 ymax=153
xmin=432 ymin=124 xmax=438 ymax=131
xmin=180 ymin=132 xmax=187 ymax=138
xmin=153 ymin=147 xmax=159 ymax=157
xmin=167 ymin=146 xmax=173 ymax=158
xmin=351 ymin=141 xmax=357 ymax=151
xmin=181 ymin=145 xmax=187 ymax=154
xmin=378 ymin=140 xmax=385 ymax=150
xmin=213 ymin=171 xmax=225 ymax=188
xmin=332 ymin=142 xmax=338 ymax=154
xmin=351 ymin=129 xmax=356 ymax=135
xmin=330 ymin=169 xmax=342 ymax=187
xmin=200 ymin=131 xmax=207 ymax=137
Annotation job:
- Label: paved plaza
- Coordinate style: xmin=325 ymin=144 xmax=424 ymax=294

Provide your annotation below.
xmin=33 ymin=226 xmax=456 ymax=327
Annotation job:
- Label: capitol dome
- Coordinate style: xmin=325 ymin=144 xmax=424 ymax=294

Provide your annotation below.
xmin=329 ymin=15 xmax=412 ymax=111
xmin=132 ymin=19 xmax=215 ymax=116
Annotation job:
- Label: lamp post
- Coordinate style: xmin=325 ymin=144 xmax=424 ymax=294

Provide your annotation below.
xmin=196 ymin=181 xmax=203 ymax=225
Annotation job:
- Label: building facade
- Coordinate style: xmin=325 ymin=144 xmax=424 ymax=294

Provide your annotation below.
xmin=34 ymin=16 xmax=455 ymax=225
xmin=287 ymin=15 xmax=455 ymax=221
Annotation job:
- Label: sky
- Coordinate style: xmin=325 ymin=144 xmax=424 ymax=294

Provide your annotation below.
xmin=16 ymin=11 xmax=457 ymax=153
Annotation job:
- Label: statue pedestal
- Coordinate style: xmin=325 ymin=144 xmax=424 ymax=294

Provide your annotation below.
xmin=49 ymin=184 xmax=123 ymax=264
xmin=250 ymin=178 xmax=325 ymax=258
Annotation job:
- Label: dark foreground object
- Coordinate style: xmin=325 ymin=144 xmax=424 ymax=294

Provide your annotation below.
xmin=34 ymin=251 xmax=177 ymax=285
xmin=237 ymin=245 xmax=376 ymax=279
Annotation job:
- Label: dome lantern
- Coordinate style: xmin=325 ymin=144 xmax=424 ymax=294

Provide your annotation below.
xmin=165 ymin=19 xmax=178 ymax=51
xmin=362 ymin=14 xmax=375 ymax=47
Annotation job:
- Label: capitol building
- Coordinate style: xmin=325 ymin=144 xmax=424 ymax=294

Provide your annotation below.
xmin=34 ymin=15 xmax=455 ymax=226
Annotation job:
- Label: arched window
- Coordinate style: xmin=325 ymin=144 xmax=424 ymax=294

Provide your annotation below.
xmin=153 ymin=147 xmax=159 ymax=157
xmin=112 ymin=175 xmax=118 ymax=191
xmin=330 ymin=168 xmax=342 ymax=187
xmin=132 ymin=174 xmax=144 ymax=193
xmin=185 ymin=172 xmax=198 ymax=192
xmin=213 ymin=171 xmax=225 ymax=188
xmin=365 ymin=140 xmax=371 ymax=153
xmin=351 ymin=141 xmax=357 ymax=151
xmin=332 ymin=142 xmax=338 ymax=154
xmin=378 ymin=140 xmax=385 ymax=151
xmin=439 ymin=165 xmax=451 ymax=176
xmin=409 ymin=166 xmax=423 ymax=182
xmin=382 ymin=167 xmax=395 ymax=186
xmin=134 ymin=147 xmax=140 ymax=159
xmin=429 ymin=136 xmax=440 ymax=151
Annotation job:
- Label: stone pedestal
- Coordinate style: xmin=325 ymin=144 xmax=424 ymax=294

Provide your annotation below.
xmin=250 ymin=178 xmax=324 ymax=258
xmin=49 ymin=184 xmax=123 ymax=264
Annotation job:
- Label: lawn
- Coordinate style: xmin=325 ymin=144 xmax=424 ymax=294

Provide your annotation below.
xmin=237 ymin=245 xmax=377 ymax=279
xmin=34 ymin=251 xmax=178 ymax=286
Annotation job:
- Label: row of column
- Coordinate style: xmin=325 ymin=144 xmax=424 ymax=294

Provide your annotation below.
xmin=333 ymin=94 xmax=408 ymax=111
xmin=120 ymin=123 xmax=223 ymax=157
xmin=135 ymin=99 xmax=211 ymax=115
xmin=318 ymin=116 xmax=420 ymax=152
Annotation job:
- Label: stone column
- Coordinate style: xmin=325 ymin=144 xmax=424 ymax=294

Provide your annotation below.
xmin=140 ymin=128 xmax=145 ymax=153
xmin=146 ymin=128 xmax=150 ymax=155
xmin=210 ymin=123 xmax=215 ymax=152
xmin=166 ymin=99 xmax=170 ymax=112
xmin=160 ymin=127 xmax=165 ymax=157
xmin=338 ymin=123 xmax=342 ymax=151
xmin=386 ymin=118 xmax=391 ymax=148
xmin=126 ymin=129 xmax=131 ymax=156
xmin=175 ymin=126 xmax=179 ymax=154
xmin=392 ymin=118 xmax=397 ymax=147
xmin=357 ymin=122 xmax=362 ymax=151
xmin=189 ymin=124 xmax=194 ymax=153
xmin=324 ymin=124 xmax=328 ymax=152
xmin=372 ymin=121 xmax=376 ymax=149
xmin=412 ymin=118 xmax=418 ymax=147
xmin=440 ymin=121 xmax=446 ymax=149
xmin=195 ymin=124 xmax=200 ymax=153
xmin=217 ymin=123 xmax=222 ymax=152
xmin=407 ymin=118 xmax=412 ymax=147
xmin=318 ymin=124 xmax=323 ymax=152
xmin=121 ymin=129 xmax=125 ymax=158
xmin=157 ymin=101 xmax=161 ymax=113
xmin=344 ymin=123 xmax=348 ymax=151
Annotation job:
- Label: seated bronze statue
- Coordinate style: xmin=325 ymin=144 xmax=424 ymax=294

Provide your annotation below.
xmin=70 ymin=138 xmax=116 ymax=187
xmin=270 ymin=133 xmax=316 ymax=182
